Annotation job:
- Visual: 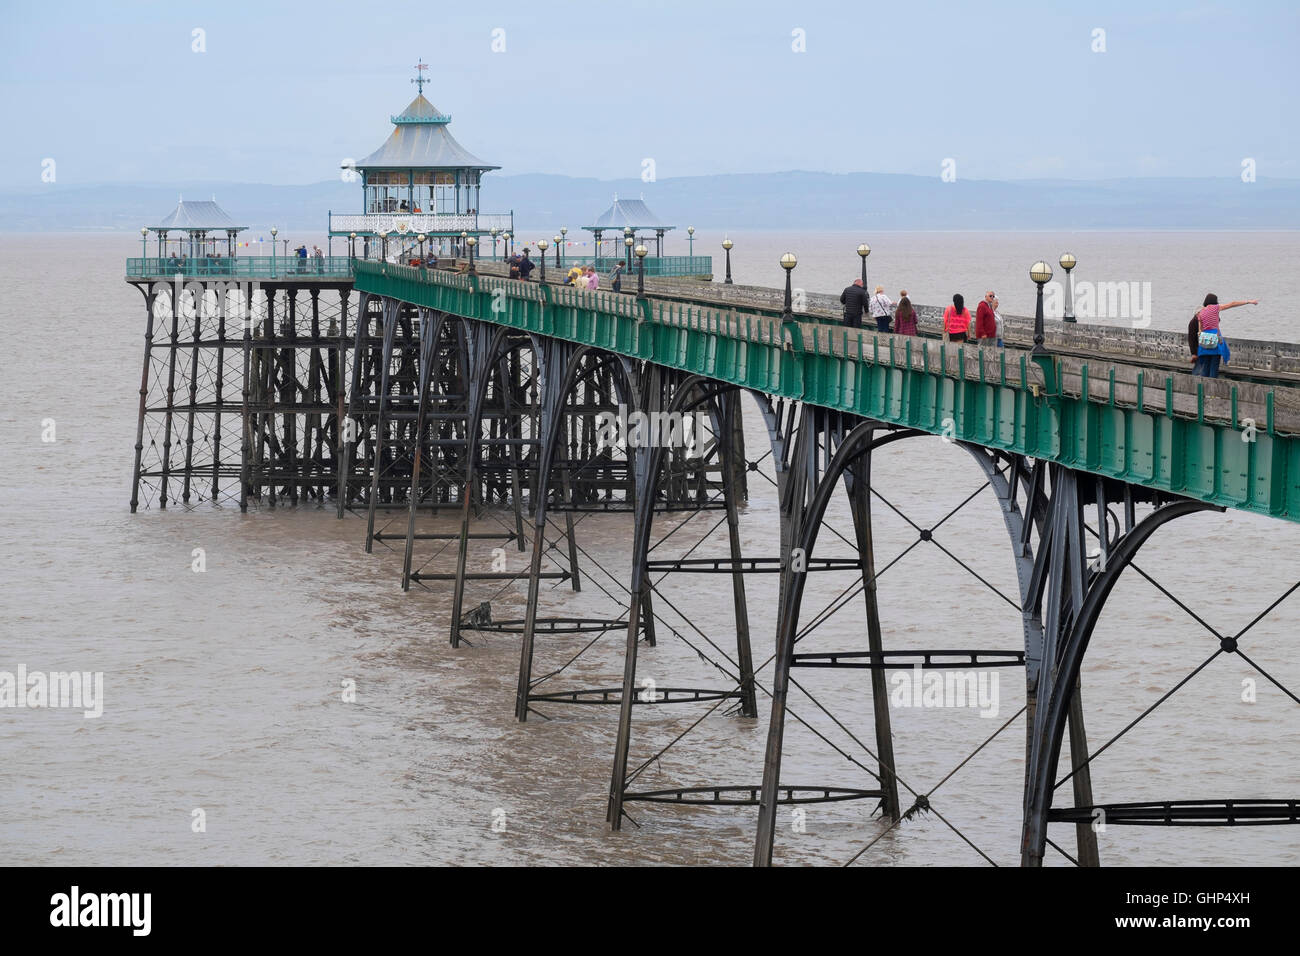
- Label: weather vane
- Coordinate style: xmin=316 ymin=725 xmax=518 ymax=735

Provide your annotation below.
xmin=411 ymin=59 xmax=429 ymax=95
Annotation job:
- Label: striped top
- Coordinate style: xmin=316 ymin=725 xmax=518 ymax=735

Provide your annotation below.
xmin=1198 ymin=303 xmax=1221 ymax=331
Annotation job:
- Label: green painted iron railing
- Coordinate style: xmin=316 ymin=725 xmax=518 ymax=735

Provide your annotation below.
xmin=126 ymin=256 xmax=355 ymax=279
xmin=353 ymin=261 xmax=1300 ymax=522
xmin=481 ymin=255 xmax=713 ymax=277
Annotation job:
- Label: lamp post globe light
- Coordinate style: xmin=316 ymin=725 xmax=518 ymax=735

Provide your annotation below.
xmin=349 ymin=231 xmax=357 ymax=258
xmin=553 ymin=235 xmax=562 ymax=267
xmin=271 ymin=226 xmax=278 ymax=275
xmin=1059 ymin=252 xmax=1078 ymax=323
xmin=140 ymin=226 xmax=148 ymax=261
xmin=467 ymin=236 xmax=478 ymax=274
xmin=722 ymin=237 xmax=734 ymax=285
xmin=537 ymin=239 xmax=549 ymax=282
xmin=1030 ymin=260 xmax=1054 ymax=354
xmin=687 ymin=225 xmax=695 ymax=258
xmin=560 ymin=226 xmax=568 ymax=265
xmin=780 ymin=252 xmax=798 ymax=321
xmin=634 ymin=243 xmax=648 ymax=299
xmin=417 ymin=233 xmax=427 ymax=268
xmin=857 ymin=242 xmax=871 ymax=286
xmin=502 ymin=232 xmax=511 ymax=257
xmin=490 ymin=226 xmax=499 ymax=259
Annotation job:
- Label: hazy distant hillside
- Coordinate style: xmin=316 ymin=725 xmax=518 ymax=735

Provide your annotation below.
xmin=2 ymin=172 xmax=1297 ymax=233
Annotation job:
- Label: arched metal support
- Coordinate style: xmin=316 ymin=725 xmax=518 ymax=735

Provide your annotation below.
xmin=447 ymin=322 xmax=531 ymax=647
xmin=1021 ymin=492 xmax=1221 ymax=866
xmin=606 ymin=373 xmax=767 ymax=827
xmin=752 ymin=421 xmax=1061 ymax=866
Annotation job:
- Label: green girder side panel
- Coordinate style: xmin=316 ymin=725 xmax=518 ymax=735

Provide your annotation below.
xmin=355 ymin=262 xmax=1299 ymax=522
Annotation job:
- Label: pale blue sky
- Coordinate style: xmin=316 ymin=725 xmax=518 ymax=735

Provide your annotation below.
xmin=2 ymin=0 xmax=1296 ymax=186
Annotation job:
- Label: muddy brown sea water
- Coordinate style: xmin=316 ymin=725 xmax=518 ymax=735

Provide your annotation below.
xmin=0 ymin=233 xmax=1297 ymax=866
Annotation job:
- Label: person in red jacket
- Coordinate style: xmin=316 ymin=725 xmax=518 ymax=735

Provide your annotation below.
xmin=975 ymin=290 xmax=999 ymax=345
xmin=943 ymin=293 xmax=972 ymax=342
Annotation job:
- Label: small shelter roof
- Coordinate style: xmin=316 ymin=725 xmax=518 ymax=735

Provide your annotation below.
xmin=152 ymin=199 xmax=246 ymax=232
xmin=584 ymin=198 xmax=675 ymax=232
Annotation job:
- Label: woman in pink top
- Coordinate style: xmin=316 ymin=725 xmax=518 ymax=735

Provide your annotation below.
xmin=1196 ymin=292 xmax=1258 ymax=331
xmin=585 ymin=266 xmax=599 ymax=290
xmin=1194 ymin=292 xmax=1259 ymax=377
xmin=943 ymin=293 xmax=971 ymax=343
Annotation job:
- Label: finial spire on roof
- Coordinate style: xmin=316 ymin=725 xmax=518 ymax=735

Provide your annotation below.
xmin=411 ymin=59 xmax=429 ymax=95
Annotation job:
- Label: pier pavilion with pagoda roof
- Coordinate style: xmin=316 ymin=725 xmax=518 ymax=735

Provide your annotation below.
xmin=329 ymin=64 xmax=512 ymax=260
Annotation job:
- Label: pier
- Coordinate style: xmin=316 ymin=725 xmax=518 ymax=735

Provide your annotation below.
xmin=123 ymin=82 xmax=1300 ymax=868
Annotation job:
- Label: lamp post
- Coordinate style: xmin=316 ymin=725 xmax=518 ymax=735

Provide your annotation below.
xmin=687 ymin=225 xmax=695 ymax=258
xmin=553 ymin=235 xmax=562 ymax=268
xmin=490 ymin=226 xmax=499 ymax=260
xmin=780 ymin=253 xmax=798 ymax=322
xmin=1030 ymin=260 xmax=1053 ymax=354
xmin=560 ymin=226 xmax=567 ymax=265
xmin=537 ymin=239 xmax=549 ymax=283
xmin=722 ymin=237 xmax=734 ymax=284
xmin=417 ymin=233 xmax=427 ymax=271
xmin=467 ymin=236 xmax=477 ymax=275
xmin=459 ymin=230 xmax=468 ymax=259
xmin=634 ymin=244 xmax=648 ymax=299
xmin=502 ymin=231 xmax=511 ymax=258
xmin=270 ymin=226 xmax=278 ymax=276
xmin=140 ymin=227 xmax=148 ymax=264
xmin=349 ymin=232 xmax=357 ymax=258
xmin=857 ymin=242 xmax=871 ymax=286
xmin=1060 ymin=252 xmax=1078 ymax=323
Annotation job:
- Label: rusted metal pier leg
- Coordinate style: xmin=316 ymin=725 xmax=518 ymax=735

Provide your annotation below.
xmin=515 ymin=339 xmax=576 ymax=720
xmin=607 ymin=436 xmax=658 ymax=828
xmin=449 ymin=322 xmax=493 ymax=648
xmin=333 ymin=290 xmax=351 ymax=517
xmin=363 ymin=299 xmax=399 ymax=551
xmin=754 ymin=406 xmax=820 ymax=865
xmin=560 ymin=467 xmax=582 ymax=593
xmin=181 ymin=294 xmax=203 ymax=503
xmin=239 ymin=291 xmax=256 ymax=513
xmin=157 ymin=278 xmax=183 ymax=509
xmin=129 ymin=284 xmax=159 ymax=512
xmin=282 ymin=289 xmax=299 ymax=506
xmin=402 ymin=311 xmax=440 ymax=590
xmin=844 ymin=447 xmax=900 ymax=821
xmin=712 ymin=391 xmax=756 ymax=718
xmin=338 ymin=293 xmax=369 ymax=517
xmin=210 ymin=304 xmax=227 ymax=500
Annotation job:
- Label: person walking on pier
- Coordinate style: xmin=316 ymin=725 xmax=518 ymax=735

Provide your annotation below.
xmin=518 ymin=250 xmax=535 ymax=281
xmin=1193 ymin=292 xmax=1258 ymax=377
xmin=611 ymin=260 xmax=626 ymax=293
xmin=584 ymin=266 xmax=599 ymax=290
xmin=839 ymin=278 xmax=869 ymax=328
xmin=893 ymin=296 xmax=918 ymax=336
xmin=975 ymin=290 xmax=999 ymax=346
xmin=943 ymin=293 xmax=972 ymax=343
xmin=868 ymin=285 xmax=894 ymax=332
xmin=313 ymin=245 xmax=324 ymax=274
